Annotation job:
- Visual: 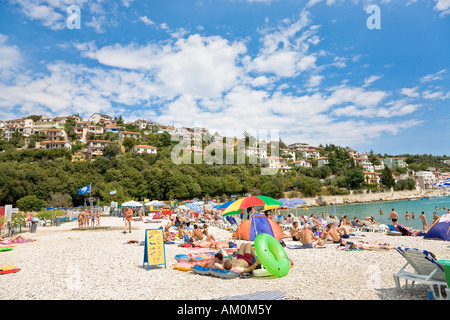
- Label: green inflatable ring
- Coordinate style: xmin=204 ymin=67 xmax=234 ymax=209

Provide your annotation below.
xmin=254 ymin=233 xmax=290 ymax=277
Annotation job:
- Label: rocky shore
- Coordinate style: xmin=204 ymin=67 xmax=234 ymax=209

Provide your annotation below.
xmin=298 ymin=189 xmax=444 ymax=207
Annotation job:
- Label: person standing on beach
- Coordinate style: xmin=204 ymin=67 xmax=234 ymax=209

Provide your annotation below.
xmin=432 ymin=212 xmax=440 ymax=225
xmin=123 ymin=206 xmax=133 ymax=233
xmin=419 ymin=212 xmax=428 ymax=232
xmin=388 ymin=208 xmax=398 ymax=226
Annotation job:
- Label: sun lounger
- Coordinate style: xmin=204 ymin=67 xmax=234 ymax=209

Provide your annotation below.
xmin=361 ymin=221 xmax=387 ymax=233
xmin=393 ymin=247 xmax=449 ymax=300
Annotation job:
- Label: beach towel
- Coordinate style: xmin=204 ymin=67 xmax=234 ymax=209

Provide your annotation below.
xmin=212 ymin=290 xmax=288 ymax=300
xmin=286 ymin=244 xmax=325 ymax=249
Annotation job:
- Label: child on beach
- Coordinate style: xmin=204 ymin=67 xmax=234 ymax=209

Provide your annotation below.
xmin=123 ymin=207 xmax=133 ymax=233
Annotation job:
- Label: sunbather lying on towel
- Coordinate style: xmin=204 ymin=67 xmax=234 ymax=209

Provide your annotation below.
xmin=214 ymin=242 xmax=261 ymax=274
xmin=0 ymin=234 xmax=36 ymax=245
xmin=338 ymin=240 xmax=395 ymax=251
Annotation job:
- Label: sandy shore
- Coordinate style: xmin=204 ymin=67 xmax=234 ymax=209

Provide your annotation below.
xmin=1 ymin=216 xmax=449 ymax=300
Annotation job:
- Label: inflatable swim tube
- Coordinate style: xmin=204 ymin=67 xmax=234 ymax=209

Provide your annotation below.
xmin=174 ymin=254 xmax=191 ymax=262
xmin=209 ymin=268 xmax=240 ymax=279
xmin=252 ymin=268 xmax=273 ymax=277
xmin=254 ymin=233 xmax=290 ymax=278
xmin=173 ymin=262 xmax=193 ymax=271
xmin=191 ymin=265 xmax=211 ymax=276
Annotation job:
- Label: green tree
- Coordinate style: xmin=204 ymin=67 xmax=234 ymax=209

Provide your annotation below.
xmin=122 ymin=137 xmax=137 ymax=151
xmin=16 ymin=195 xmax=46 ymax=212
xmin=102 ymin=143 xmax=121 ymax=160
xmin=381 ymin=166 xmax=396 ymax=189
xmin=345 ymin=167 xmax=365 ymax=189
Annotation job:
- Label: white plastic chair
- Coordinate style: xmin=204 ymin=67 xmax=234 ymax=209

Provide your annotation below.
xmin=393 ymin=247 xmax=449 ymax=300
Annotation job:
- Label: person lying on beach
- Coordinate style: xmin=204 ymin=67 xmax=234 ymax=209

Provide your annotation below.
xmin=205 ymin=251 xmax=226 ymax=269
xmin=0 ymin=234 xmax=36 ymax=245
xmin=297 ymin=223 xmax=326 ymax=248
xmin=189 ymin=240 xmax=236 ymax=249
xmin=215 ymin=242 xmax=261 ymax=274
xmin=338 ymin=240 xmax=395 ymax=251
xmin=352 ymin=217 xmax=364 ymax=228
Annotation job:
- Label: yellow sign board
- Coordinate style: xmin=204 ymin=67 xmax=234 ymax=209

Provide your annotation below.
xmin=143 ymin=229 xmax=166 ymax=270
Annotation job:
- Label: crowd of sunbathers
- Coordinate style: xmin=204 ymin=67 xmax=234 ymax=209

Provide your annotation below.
xmin=288 ymin=213 xmax=395 ymax=251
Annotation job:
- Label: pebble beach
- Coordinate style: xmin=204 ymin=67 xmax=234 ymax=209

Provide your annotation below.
xmin=1 ymin=216 xmax=449 ymax=301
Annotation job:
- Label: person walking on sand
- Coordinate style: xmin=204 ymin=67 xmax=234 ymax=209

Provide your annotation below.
xmin=388 ymin=208 xmax=398 ymax=226
xmin=123 ymin=206 xmax=133 ymax=233
xmin=419 ymin=211 xmax=428 ymax=232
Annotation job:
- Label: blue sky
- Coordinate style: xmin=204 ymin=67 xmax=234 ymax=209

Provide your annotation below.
xmin=0 ymin=0 xmax=449 ymax=156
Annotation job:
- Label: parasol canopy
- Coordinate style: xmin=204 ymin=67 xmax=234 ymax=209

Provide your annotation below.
xmin=222 ymin=196 xmax=283 ymax=216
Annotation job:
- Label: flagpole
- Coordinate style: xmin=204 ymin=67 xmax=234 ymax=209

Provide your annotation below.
xmin=89 ymin=182 xmax=93 ymax=214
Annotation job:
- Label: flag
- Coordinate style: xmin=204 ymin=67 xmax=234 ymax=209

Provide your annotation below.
xmin=110 ymin=190 xmax=117 ymax=195
xmin=78 ymin=185 xmax=91 ymax=195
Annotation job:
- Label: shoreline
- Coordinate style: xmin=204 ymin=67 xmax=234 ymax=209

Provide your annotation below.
xmin=294 ymin=189 xmax=445 ymax=207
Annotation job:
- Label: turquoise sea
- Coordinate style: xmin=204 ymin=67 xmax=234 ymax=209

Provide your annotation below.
xmin=285 ymin=195 xmax=450 ymax=230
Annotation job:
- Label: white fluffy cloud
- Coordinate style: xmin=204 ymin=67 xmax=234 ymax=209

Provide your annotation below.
xmin=1 ymin=4 xmax=433 ymax=149
xmin=77 ymin=35 xmax=247 ymax=98
xmin=0 ymin=34 xmax=21 ymax=70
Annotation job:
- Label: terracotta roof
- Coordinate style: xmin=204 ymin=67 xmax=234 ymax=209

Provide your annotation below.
xmin=134 ymin=145 xmax=156 ymax=148
xmin=89 ymin=140 xmax=111 ymax=143
xmin=42 ymin=140 xmax=69 ymax=144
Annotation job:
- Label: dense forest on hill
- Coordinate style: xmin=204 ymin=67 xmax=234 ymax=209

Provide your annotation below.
xmin=0 ymin=132 xmax=448 ymax=211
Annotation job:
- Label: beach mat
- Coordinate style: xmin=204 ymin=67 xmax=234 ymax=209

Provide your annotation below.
xmin=286 ymin=244 xmax=326 ymax=249
xmin=213 ymin=290 xmax=288 ymax=300
xmin=0 ymin=268 xmax=20 ymax=274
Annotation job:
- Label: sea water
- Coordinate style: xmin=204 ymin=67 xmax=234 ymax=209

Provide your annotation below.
xmin=289 ymin=195 xmax=450 ymax=230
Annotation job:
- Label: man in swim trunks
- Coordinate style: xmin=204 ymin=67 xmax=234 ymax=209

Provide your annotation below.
xmin=219 ymin=243 xmax=261 ymax=274
xmin=299 ymin=223 xmax=325 ymax=248
xmin=290 ymin=221 xmax=302 ymax=241
xmin=321 ymin=224 xmax=343 ymax=243
xmin=388 ymin=208 xmax=398 ymax=226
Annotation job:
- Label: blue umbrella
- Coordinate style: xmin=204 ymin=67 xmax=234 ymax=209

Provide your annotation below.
xmin=184 ymin=202 xmax=203 ymax=213
xmin=285 ymin=198 xmax=307 ymax=207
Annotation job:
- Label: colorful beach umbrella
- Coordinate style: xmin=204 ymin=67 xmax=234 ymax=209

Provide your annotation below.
xmin=222 ymin=196 xmax=283 ymax=216
xmin=216 ymin=200 xmax=236 ymax=210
